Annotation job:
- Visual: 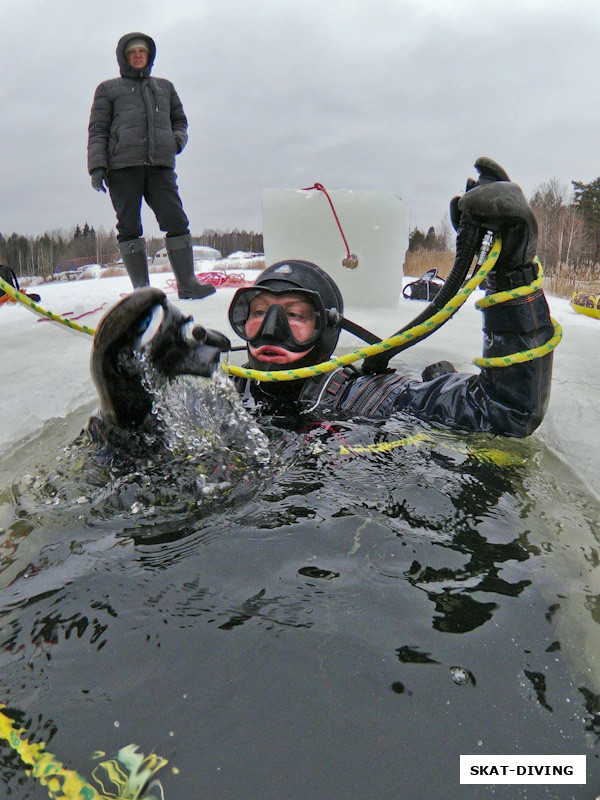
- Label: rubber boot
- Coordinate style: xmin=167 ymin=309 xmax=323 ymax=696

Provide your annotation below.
xmin=119 ymin=238 xmax=149 ymax=290
xmin=165 ymin=234 xmax=216 ymax=299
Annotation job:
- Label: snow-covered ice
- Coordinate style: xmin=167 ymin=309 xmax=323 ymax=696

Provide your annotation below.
xmin=0 ymin=270 xmax=598 ymax=498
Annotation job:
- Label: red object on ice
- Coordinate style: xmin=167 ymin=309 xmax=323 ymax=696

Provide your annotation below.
xmin=165 ymin=272 xmax=255 ymax=293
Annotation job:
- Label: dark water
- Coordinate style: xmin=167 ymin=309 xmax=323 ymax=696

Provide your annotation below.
xmin=1 ymin=376 xmax=600 ymax=800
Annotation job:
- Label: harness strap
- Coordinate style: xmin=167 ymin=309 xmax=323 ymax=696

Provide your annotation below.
xmin=484 ymin=261 xmax=539 ymax=292
xmin=299 ymin=366 xmax=360 ymax=413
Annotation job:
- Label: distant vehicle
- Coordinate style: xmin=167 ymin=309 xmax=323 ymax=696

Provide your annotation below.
xmin=152 ymin=245 xmax=222 ymax=266
xmin=227 ymin=251 xmax=264 ymax=259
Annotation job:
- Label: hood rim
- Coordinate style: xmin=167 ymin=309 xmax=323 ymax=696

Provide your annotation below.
xmin=116 ymin=31 xmax=156 ymax=78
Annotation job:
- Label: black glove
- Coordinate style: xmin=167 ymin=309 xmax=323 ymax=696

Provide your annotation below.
xmin=450 ymin=157 xmax=538 ymax=289
xmin=91 ymin=287 xmax=230 ymax=427
xmin=91 ymin=168 xmax=108 ymax=193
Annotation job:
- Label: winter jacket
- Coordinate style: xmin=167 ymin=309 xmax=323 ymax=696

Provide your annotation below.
xmin=87 ymin=32 xmax=188 ymax=174
xmin=235 ymin=289 xmax=554 ymax=439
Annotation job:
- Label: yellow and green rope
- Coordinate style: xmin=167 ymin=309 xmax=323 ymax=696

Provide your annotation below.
xmin=0 ymin=276 xmax=96 ymax=337
xmin=472 ymin=259 xmax=562 ymax=368
xmin=0 ymin=705 xmax=168 ymax=800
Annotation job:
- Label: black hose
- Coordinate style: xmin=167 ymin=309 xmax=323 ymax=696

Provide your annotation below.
xmin=361 ymin=220 xmax=486 ymax=374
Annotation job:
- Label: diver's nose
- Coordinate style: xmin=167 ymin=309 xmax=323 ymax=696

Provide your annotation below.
xmin=259 ymin=305 xmax=289 ymax=339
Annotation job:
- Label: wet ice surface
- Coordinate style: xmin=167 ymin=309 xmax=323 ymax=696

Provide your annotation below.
xmin=1 ymin=274 xmax=600 ymax=799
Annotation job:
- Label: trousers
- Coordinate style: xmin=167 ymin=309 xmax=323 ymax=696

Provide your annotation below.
xmin=107 ymin=166 xmax=190 ymax=242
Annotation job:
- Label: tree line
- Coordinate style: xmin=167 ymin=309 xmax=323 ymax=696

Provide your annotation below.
xmin=410 ymin=176 xmax=600 ymax=280
xmin=0 ymin=226 xmax=264 ymax=279
xmin=4 ymin=176 xmax=600 ymax=281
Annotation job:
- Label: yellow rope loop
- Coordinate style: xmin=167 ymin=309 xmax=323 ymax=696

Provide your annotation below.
xmin=0 ymin=705 xmax=103 ymax=799
xmin=224 ymin=237 xmax=502 ymax=382
xmin=473 ymin=318 xmax=563 ymax=368
xmin=471 ymin=258 xmax=562 ymax=369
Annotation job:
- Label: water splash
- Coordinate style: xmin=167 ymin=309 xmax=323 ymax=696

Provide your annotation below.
xmin=140 ymin=356 xmax=270 ymax=468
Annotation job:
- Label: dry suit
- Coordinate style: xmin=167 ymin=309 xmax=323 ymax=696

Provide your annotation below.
xmin=234 ymin=287 xmax=553 ymax=439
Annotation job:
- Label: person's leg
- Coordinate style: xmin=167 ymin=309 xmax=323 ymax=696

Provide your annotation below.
xmin=107 ymin=168 xmax=149 ymax=288
xmin=146 ymin=168 xmax=215 ymax=299
xmin=144 ymin=167 xmax=189 ymax=238
xmin=107 ymin=167 xmax=145 ymax=242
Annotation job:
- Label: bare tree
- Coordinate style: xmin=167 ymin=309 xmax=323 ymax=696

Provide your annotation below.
xmin=530 ymin=180 xmax=592 ymax=274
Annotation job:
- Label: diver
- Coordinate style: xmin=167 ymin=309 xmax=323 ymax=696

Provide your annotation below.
xmin=88 ymin=158 xmax=554 ymax=443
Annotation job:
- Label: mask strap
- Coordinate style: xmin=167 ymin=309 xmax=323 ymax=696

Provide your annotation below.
xmin=340 ymin=317 xmax=380 ymax=344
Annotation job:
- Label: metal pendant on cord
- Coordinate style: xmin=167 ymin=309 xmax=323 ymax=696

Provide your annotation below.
xmin=302 ymin=183 xmax=359 ymax=270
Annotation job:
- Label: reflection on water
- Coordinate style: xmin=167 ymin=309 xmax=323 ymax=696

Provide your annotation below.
xmin=1 ymin=379 xmax=600 ymax=799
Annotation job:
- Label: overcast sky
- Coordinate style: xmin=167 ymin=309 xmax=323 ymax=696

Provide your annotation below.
xmin=3 ymin=0 xmax=600 ymax=241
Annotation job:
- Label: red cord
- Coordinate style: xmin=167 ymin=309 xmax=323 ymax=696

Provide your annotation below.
xmin=302 ymin=183 xmax=352 ymax=259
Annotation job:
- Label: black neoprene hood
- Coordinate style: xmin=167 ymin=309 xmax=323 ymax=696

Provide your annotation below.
xmin=229 ymin=260 xmax=344 ymax=370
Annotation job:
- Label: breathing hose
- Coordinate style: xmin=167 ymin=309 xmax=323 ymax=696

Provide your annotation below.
xmin=361 ymin=218 xmax=489 ymax=374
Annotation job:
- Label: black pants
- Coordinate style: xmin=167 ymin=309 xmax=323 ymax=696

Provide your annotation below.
xmin=107 ymin=166 xmax=190 ymax=242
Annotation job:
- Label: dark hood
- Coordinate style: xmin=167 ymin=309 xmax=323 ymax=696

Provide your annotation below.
xmin=116 ymin=32 xmax=156 ymax=79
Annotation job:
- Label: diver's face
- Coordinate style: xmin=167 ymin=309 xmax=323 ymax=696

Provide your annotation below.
xmin=246 ymin=292 xmax=316 ymax=364
xmin=127 ymin=47 xmax=149 ymax=69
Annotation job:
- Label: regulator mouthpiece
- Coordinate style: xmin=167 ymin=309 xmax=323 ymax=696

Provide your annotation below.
xmin=181 ymin=321 xmax=231 ymax=352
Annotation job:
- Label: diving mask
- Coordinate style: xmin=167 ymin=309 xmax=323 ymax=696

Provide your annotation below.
xmin=228 ymin=287 xmax=341 ymax=353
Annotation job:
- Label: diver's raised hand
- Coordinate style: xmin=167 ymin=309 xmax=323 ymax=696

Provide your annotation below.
xmin=450 ymin=157 xmax=538 ymax=286
xmin=90 ymin=287 xmax=230 ymax=427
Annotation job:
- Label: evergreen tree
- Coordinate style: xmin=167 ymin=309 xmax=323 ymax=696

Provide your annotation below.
xmin=408 ymin=228 xmax=427 ymax=251
xmin=572 ymin=177 xmax=600 ymax=261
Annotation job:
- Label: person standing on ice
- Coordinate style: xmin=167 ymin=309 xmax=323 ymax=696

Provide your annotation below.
xmin=89 ymin=158 xmax=556 ymax=441
xmin=87 ymin=32 xmax=214 ymax=300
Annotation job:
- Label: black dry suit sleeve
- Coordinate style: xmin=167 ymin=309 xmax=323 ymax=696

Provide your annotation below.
xmin=477 ymin=289 xmax=554 ymax=436
xmin=385 ymin=289 xmax=554 ymax=438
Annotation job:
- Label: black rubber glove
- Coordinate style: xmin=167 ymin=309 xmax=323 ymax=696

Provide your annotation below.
xmin=91 ymin=168 xmax=108 ymax=193
xmin=91 ymin=287 xmax=230 ymax=426
xmin=450 ymin=157 xmax=538 ymax=288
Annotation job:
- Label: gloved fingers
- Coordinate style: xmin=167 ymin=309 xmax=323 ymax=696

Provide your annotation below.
xmin=461 ymin=157 xmax=511 ymax=200
xmin=93 ymin=287 xmax=227 ymax=386
xmin=457 ymin=181 xmax=537 ymax=267
xmin=139 ymin=301 xmax=227 ymax=379
xmin=91 ymin=288 xmax=169 ymax=426
xmin=91 ymin=169 xmax=108 ymax=192
xmin=453 ymin=158 xmax=513 ymax=229
xmin=472 ymin=156 xmax=511 ymax=185
xmin=449 ymin=158 xmax=537 ymax=271
xmin=457 ymin=181 xmax=531 ymax=224
xmin=93 ymin=288 xmax=168 ymax=364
